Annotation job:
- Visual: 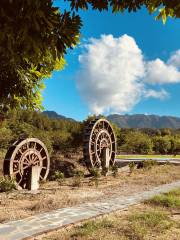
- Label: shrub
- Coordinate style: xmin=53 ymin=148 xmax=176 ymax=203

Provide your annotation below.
xmin=52 ymin=170 xmax=65 ymax=185
xmin=140 ymin=160 xmax=157 ymax=170
xmin=111 ymin=164 xmax=119 ymax=178
xmin=129 ymin=162 xmax=136 ymax=173
xmin=0 ymin=176 xmax=16 ymax=192
xmin=72 ymin=170 xmax=84 ymax=187
xmin=90 ymin=168 xmax=101 ymax=187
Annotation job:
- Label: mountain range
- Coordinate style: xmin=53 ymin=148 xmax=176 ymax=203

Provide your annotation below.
xmin=43 ymin=111 xmax=180 ymax=129
xmin=107 ymin=114 xmax=180 ymax=129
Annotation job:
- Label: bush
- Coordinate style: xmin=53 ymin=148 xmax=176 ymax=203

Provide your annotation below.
xmin=52 ymin=170 xmax=65 ymax=185
xmin=72 ymin=170 xmax=84 ymax=187
xmin=137 ymin=160 xmax=157 ymax=170
xmin=90 ymin=168 xmax=101 ymax=187
xmin=153 ymin=136 xmax=171 ymax=154
xmin=129 ymin=162 xmax=136 ymax=173
xmin=0 ymin=176 xmax=16 ymax=192
xmin=111 ymin=164 xmax=119 ymax=178
xmin=120 ymin=131 xmax=153 ymax=154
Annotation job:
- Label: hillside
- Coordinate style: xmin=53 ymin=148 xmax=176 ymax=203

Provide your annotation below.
xmin=43 ymin=111 xmax=75 ymax=122
xmin=107 ymin=114 xmax=180 ymax=129
xmin=43 ymin=111 xmax=180 ymax=128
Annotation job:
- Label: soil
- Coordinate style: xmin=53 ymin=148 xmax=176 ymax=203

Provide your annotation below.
xmin=0 ymin=164 xmax=180 ymax=223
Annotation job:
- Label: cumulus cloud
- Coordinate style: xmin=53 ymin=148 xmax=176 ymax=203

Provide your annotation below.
xmin=145 ymin=58 xmax=180 ymax=84
xmin=168 ymin=50 xmax=180 ymax=68
xmin=76 ymin=34 xmax=180 ymax=114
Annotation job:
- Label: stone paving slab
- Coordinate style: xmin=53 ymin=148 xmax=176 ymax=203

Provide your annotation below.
xmin=0 ymin=181 xmax=180 ymax=240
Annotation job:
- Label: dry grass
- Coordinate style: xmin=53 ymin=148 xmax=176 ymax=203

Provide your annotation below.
xmin=0 ymin=164 xmax=180 ymax=223
xmin=43 ymin=188 xmax=180 ymax=240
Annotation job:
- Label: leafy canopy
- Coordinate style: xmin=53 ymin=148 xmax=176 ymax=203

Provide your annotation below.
xmin=0 ymin=0 xmax=81 ymax=111
xmin=0 ymin=0 xmax=179 ymax=111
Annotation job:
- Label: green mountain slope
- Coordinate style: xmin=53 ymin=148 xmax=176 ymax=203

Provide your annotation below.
xmin=107 ymin=114 xmax=180 ymax=129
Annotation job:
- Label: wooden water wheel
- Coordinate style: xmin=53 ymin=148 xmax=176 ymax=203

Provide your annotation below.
xmin=83 ymin=118 xmax=116 ymax=171
xmin=3 ymin=138 xmax=50 ymax=189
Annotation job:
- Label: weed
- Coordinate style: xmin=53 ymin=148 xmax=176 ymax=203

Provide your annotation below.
xmin=71 ymin=219 xmax=114 ymax=238
xmin=147 ymin=193 xmax=180 ymax=208
xmin=52 ymin=170 xmax=65 ymax=186
xmin=72 ymin=170 xmax=84 ymax=187
xmin=138 ymin=160 xmax=157 ymax=170
xmin=90 ymin=167 xmax=101 ymax=187
xmin=129 ymin=162 xmax=136 ymax=173
xmin=0 ymin=176 xmax=16 ymax=192
xmin=127 ymin=210 xmax=173 ymax=239
xmin=111 ymin=164 xmax=119 ymax=178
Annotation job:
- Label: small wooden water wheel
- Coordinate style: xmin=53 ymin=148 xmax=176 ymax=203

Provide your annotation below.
xmin=3 ymin=138 xmax=50 ymax=189
xmin=83 ymin=118 xmax=116 ymax=172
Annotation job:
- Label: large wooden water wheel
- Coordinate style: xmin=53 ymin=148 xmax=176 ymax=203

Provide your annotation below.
xmin=83 ymin=118 xmax=116 ymax=171
xmin=3 ymin=138 xmax=50 ymax=189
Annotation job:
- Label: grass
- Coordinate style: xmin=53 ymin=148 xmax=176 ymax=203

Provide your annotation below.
xmin=0 ymin=176 xmax=16 ymax=192
xmin=43 ymin=188 xmax=180 ymax=240
xmin=146 ymin=188 xmax=180 ymax=208
xmin=1 ymin=164 xmax=180 ymax=223
xmin=117 ymin=154 xmax=180 ymax=159
xmin=71 ymin=219 xmax=114 ymax=238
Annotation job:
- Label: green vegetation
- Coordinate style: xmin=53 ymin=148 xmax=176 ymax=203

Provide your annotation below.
xmin=52 ymin=170 xmax=65 ymax=185
xmin=67 ymin=210 xmax=173 ymax=240
xmin=111 ymin=164 xmax=119 ymax=178
xmin=129 ymin=162 xmax=136 ymax=173
xmin=71 ymin=219 xmax=114 ymax=238
xmin=90 ymin=167 xmax=101 ymax=187
xmin=72 ymin=170 xmax=84 ymax=187
xmin=0 ymin=176 xmax=16 ymax=192
xmin=138 ymin=160 xmax=158 ymax=170
xmin=43 ymin=188 xmax=180 ymax=240
xmin=147 ymin=188 xmax=180 ymax=208
xmin=128 ymin=210 xmax=172 ymax=239
xmin=1 ymin=110 xmax=180 ymax=161
xmin=117 ymin=128 xmax=180 ymax=155
xmin=0 ymin=109 xmax=83 ymax=157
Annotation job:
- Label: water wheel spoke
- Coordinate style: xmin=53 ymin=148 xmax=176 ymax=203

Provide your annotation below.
xmin=18 ymin=148 xmax=23 ymax=155
xmin=23 ymin=165 xmax=30 ymax=170
xmin=39 ymin=174 xmax=44 ymax=180
xmin=13 ymin=169 xmax=21 ymax=175
xmin=33 ymin=142 xmax=37 ymax=149
xmin=39 ymin=147 xmax=44 ymax=153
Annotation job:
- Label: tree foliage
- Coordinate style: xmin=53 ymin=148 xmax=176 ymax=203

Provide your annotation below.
xmin=0 ymin=0 xmax=179 ymax=111
xmin=0 ymin=0 xmax=81 ymax=111
xmin=1 ymin=111 xmax=180 ymax=156
xmin=66 ymin=0 xmax=180 ymax=22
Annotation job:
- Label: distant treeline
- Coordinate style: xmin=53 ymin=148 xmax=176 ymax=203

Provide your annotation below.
xmin=0 ymin=110 xmax=180 ymax=156
xmin=0 ymin=110 xmax=83 ymax=155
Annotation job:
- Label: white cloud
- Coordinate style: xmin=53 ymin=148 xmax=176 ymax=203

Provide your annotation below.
xmin=144 ymin=89 xmax=169 ymax=100
xmin=168 ymin=50 xmax=180 ymax=68
xmin=145 ymin=58 xmax=180 ymax=84
xmin=76 ymin=34 xmax=180 ymax=115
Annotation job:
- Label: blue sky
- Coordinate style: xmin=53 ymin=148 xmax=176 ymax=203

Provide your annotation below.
xmin=43 ymin=2 xmax=180 ymax=121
